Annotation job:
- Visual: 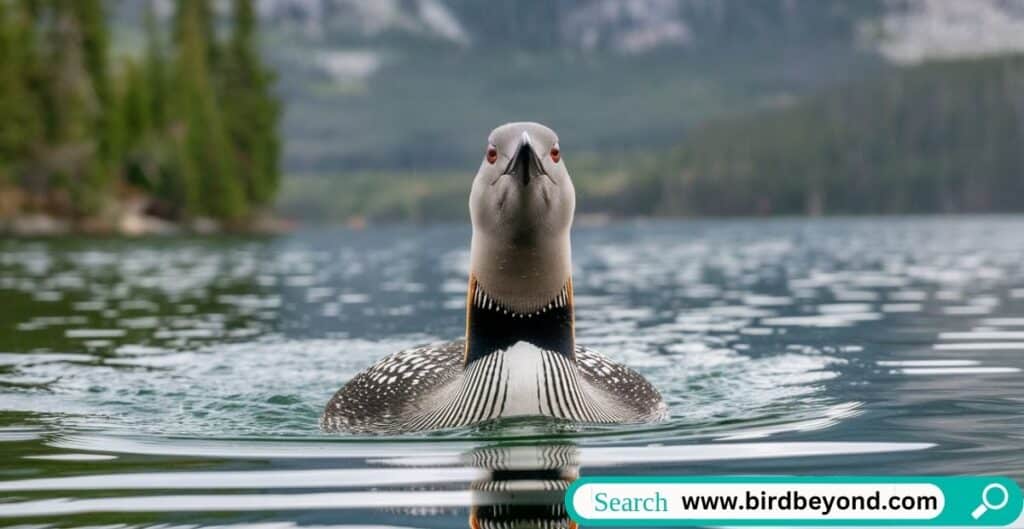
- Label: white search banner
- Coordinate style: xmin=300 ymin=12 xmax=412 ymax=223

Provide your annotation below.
xmin=570 ymin=482 xmax=945 ymax=521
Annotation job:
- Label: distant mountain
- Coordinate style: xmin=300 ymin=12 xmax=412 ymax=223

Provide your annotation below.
xmin=118 ymin=1 xmax=1024 ymax=173
xmin=252 ymin=0 xmax=865 ymax=53
xmin=246 ymin=0 xmax=1024 ymax=59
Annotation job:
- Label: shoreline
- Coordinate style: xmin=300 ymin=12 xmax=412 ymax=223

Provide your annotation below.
xmin=5 ymin=211 xmax=1024 ymax=238
xmin=0 ymin=212 xmax=297 ymax=238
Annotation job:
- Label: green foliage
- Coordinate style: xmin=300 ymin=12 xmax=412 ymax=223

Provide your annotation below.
xmin=0 ymin=1 xmax=42 ymax=184
xmin=41 ymin=0 xmax=108 ymax=214
xmin=174 ymin=0 xmax=218 ymax=68
xmin=220 ymin=0 xmax=281 ymax=207
xmin=143 ymin=3 xmax=167 ymax=130
xmin=0 ymin=0 xmax=281 ymax=226
xmin=173 ymin=0 xmax=244 ymax=219
xmin=652 ymin=55 xmax=1024 ymax=216
xmin=70 ymin=0 xmax=109 ymax=103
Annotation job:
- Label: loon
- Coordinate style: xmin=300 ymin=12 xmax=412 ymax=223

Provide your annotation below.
xmin=321 ymin=122 xmax=666 ymax=434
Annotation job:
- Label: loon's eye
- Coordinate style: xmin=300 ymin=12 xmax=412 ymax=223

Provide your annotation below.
xmin=486 ymin=145 xmax=498 ymax=164
xmin=550 ymin=144 xmax=560 ymax=163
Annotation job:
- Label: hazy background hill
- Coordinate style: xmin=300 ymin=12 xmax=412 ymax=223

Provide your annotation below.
xmin=132 ymin=0 xmax=888 ymax=173
xmin=215 ymin=0 xmax=1024 ymax=222
xmin=169 ymin=0 xmax=1024 ymax=174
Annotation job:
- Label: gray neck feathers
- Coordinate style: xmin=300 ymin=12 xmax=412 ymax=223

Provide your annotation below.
xmin=469 ymin=230 xmax=572 ymax=314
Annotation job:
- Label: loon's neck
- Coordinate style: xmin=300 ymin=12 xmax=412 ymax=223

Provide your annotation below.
xmin=463 ymin=274 xmax=575 ymax=366
xmin=468 ymin=230 xmax=572 ymax=313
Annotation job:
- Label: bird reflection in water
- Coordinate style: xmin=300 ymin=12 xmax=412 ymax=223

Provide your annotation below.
xmin=465 ymin=443 xmax=579 ymax=529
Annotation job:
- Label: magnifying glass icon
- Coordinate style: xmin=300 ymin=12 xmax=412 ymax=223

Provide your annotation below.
xmin=971 ymin=483 xmax=1009 ymax=520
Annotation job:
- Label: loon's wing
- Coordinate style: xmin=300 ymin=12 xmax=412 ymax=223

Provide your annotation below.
xmin=574 ymin=345 xmax=668 ymax=422
xmin=321 ymin=340 xmax=464 ymax=433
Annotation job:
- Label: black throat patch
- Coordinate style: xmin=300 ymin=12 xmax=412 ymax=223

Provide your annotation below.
xmin=464 ymin=278 xmax=574 ymax=365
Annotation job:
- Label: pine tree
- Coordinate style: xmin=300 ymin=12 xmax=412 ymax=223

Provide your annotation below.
xmin=175 ymin=0 xmax=219 ymax=68
xmin=69 ymin=0 xmax=109 ymax=105
xmin=69 ymin=0 xmax=117 ymax=183
xmin=121 ymin=62 xmax=151 ymax=149
xmin=42 ymin=0 xmax=105 ymax=215
xmin=2 ymin=0 xmax=283 ymax=226
xmin=222 ymin=0 xmax=281 ymax=207
xmin=0 ymin=1 xmax=42 ymax=185
xmin=144 ymin=1 xmax=168 ymax=130
xmin=173 ymin=0 xmax=245 ymax=219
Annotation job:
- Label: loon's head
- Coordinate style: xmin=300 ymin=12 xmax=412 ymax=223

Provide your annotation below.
xmin=470 ymin=122 xmax=575 ymax=249
xmin=468 ymin=122 xmax=575 ymax=315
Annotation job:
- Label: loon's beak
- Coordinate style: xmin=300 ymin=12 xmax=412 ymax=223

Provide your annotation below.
xmin=505 ymin=131 xmax=544 ymax=186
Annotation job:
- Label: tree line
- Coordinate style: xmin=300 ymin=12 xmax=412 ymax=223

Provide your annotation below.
xmin=0 ymin=0 xmax=280 ymax=227
xmin=650 ymin=54 xmax=1024 ymax=216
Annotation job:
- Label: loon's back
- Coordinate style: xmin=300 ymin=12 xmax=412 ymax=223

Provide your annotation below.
xmin=320 ymin=340 xmax=665 ymax=434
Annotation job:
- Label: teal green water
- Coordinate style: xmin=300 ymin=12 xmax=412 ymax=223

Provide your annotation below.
xmin=0 ymin=218 xmax=1022 ymax=527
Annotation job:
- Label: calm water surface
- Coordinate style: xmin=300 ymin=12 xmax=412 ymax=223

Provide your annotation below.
xmin=1 ymin=217 xmax=1023 ymax=527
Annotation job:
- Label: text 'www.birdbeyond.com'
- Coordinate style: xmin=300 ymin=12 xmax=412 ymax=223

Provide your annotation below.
xmin=566 ymin=476 xmax=1023 ymax=526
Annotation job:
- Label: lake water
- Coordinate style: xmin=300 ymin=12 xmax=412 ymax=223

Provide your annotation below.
xmin=1 ymin=217 xmax=1023 ymax=527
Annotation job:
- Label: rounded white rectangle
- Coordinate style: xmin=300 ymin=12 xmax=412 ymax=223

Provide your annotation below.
xmin=571 ymin=483 xmax=944 ymax=520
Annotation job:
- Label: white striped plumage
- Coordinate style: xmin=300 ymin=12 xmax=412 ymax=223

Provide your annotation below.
xmin=322 ymin=340 xmax=666 ymax=433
